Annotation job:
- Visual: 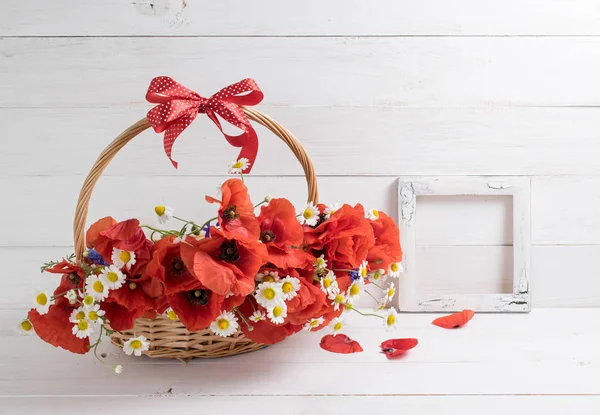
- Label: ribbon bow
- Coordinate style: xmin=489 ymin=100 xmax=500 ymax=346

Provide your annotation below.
xmin=146 ymin=76 xmax=264 ymax=171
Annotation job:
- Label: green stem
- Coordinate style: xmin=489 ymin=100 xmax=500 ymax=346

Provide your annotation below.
xmin=369 ymin=281 xmax=385 ymax=290
xmin=351 ymin=307 xmax=383 ymax=319
xmin=235 ymin=308 xmax=254 ymax=331
xmin=364 ymin=289 xmax=381 ymax=303
xmin=198 ymin=216 xmax=218 ymax=234
xmin=140 ymin=225 xmax=179 ymax=237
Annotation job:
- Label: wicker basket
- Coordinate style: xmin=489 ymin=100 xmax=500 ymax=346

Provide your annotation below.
xmin=72 ymin=107 xmax=319 ymax=360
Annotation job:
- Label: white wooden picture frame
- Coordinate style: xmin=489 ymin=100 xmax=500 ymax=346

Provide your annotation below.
xmin=397 ymin=176 xmax=531 ymax=312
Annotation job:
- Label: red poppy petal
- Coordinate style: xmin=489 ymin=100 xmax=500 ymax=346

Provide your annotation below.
xmin=191 ymin=251 xmax=236 ymax=296
xmin=380 ymin=338 xmax=418 ymax=359
xmin=320 ymin=334 xmax=363 ymax=354
xmin=28 ymin=307 xmax=90 ymax=354
xmin=431 ymin=310 xmax=475 ymax=329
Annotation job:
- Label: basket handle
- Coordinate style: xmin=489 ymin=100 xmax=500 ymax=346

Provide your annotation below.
xmin=73 ymin=107 xmax=319 ymax=262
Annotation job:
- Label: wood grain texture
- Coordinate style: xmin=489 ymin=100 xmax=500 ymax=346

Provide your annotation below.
xmin=4 ymin=0 xmax=600 ymax=36
xmin=3 ymin=37 xmax=600 ymax=109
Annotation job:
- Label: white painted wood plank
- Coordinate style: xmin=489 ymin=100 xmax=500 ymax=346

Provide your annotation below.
xmin=3 ymin=38 xmax=600 ymax=109
xmin=0 ymin=175 xmax=397 ymax=247
xmin=4 ymin=107 xmax=600 ymax=177
xmin=532 ymin=177 xmax=600 ymax=245
xmin=4 ymin=0 xmax=600 ymax=36
xmin=2 ymin=310 xmax=600 ymax=396
xmin=3 ymin=396 xmax=600 ymax=415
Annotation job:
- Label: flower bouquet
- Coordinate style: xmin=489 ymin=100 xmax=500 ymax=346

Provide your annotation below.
xmin=19 ymin=77 xmax=403 ymax=370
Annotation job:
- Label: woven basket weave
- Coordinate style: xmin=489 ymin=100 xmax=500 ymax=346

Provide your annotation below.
xmin=73 ymin=107 xmax=319 ymax=360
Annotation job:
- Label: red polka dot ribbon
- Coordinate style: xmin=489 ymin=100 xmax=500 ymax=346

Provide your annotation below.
xmin=146 ymin=76 xmax=264 ymax=171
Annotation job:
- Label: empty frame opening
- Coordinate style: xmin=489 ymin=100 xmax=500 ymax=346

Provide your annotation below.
xmin=415 ymin=195 xmax=513 ymax=295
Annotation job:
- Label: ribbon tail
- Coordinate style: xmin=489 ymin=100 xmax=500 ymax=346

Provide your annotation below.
xmin=225 ymin=129 xmax=258 ymax=174
xmin=162 ymin=114 xmax=196 ymax=169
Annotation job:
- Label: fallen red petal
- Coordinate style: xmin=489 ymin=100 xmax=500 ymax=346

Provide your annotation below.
xmin=380 ymin=338 xmax=418 ymax=359
xmin=431 ymin=309 xmax=475 ymax=329
xmin=320 ymin=334 xmax=363 ymax=354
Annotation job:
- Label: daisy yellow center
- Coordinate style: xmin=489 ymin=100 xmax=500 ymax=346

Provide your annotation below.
xmin=282 ymin=282 xmax=294 ymax=293
xmin=373 ymin=272 xmax=381 ymax=281
xmin=390 ymin=263 xmax=399 ymax=272
xmin=119 ymin=251 xmax=131 ymax=263
xmin=77 ymin=320 xmax=89 ymax=330
xmin=21 ymin=320 xmax=33 ymax=331
xmin=344 ymin=302 xmax=353 ymax=311
xmin=167 ymin=310 xmax=177 ymax=321
xmin=323 ymin=278 xmax=332 ymax=288
xmin=309 ymin=320 xmax=320 ymax=327
xmin=217 ymin=319 xmax=230 ymax=330
xmin=333 ymin=322 xmax=342 ymax=331
xmin=360 ymin=268 xmax=367 ymax=277
xmin=36 ymin=293 xmax=48 ymax=306
xmin=387 ymin=288 xmax=395 ymax=298
xmin=233 ymin=161 xmax=244 ymax=169
xmin=88 ymin=311 xmax=99 ymax=321
xmin=263 ymin=287 xmax=276 ymax=300
xmin=154 ymin=205 xmax=166 ymax=216
xmin=83 ymin=295 xmax=94 ymax=306
xmin=317 ymin=258 xmax=325 ymax=266
xmin=262 ymin=275 xmax=275 ymax=283
xmin=272 ymin=306 xmax=283 ymax=317
xmin=350 ymin=284 xmax=360 ymax=296
xmin=334 ymin=294 xmax=345 ymax=304
xmin=372 ymin=210 xmax=379 ymax=218
xmin=107 ymin=272 xmax=119 ymax=283
xmin=303 ymin=209 xmax=313 ymax=219
xmin=93 ymin=280 xmax=105 ymax=293
xmin=130 ymin=339 xmax=142 ymax=350
xmin=387 ymin=314 xmax=396 ymax=326
xmin=75 ymin=311 xmax=86 ymax=320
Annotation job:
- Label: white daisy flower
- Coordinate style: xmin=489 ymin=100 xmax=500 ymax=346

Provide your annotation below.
xmin=81 ymin=294 xmax=96 ymax=309
xmin=358 ymin=260 xmax=369 ymax=280
xmin=368 ymin=269 xmax=387 ymax=284
xmin=347 ymin=277 xmax=364 ymax=301
xmin=319 ymin=270 xmax=337 ymax=294
xmin=366 ymin=208 xmax=380 ymax=220
xmin=298 ymin=202 xmax=320 ymax=226
xmin=249 ymin=310 xmax=266 ymax=323
xmin=16 ymin=319 xmax=34 ymax=335
xmin=111 ymin=248 xmax=137 ymax=270
xmin=228 ymin=157 xmax=251 ymax=174
xmin=209 ymin=311 xmax=239 ymax=337
xmin=72 ymin=319 xmax=94 ymax=339
xmin=65 ymin=289 xmax=78 ymax=305
xmin=280 ymin=276 xmax=301 ymax=301
xmin=324 ymin=203 xmax=340 ymax=219
xmin=267 ymin=303 xmax=287 ymax=325
xmin=113 ymin=365 xmax=123 ymax=374
xmin=388 ymin=262 xmax=404 ymax=278
xmin=69 ymin=307 xmax=87 ymax=323
xmin=380 ymin=282 xmax=396 ymax=306
xmin=254 ymin=281 xmax=284 ymax=308
xmin=85 ymin=275 xmax=109 ymax=302
xmin=85 ymin=304 xmax=105 ymax=325
xmin=303 ymin=317 xmax=325 ymax=331
xmin=330 ymin=317 xmax=344 ymax=336
xmin=328 ymin=290 xmax=348 ymax=311
xmin=154 ymin=205 xmax=174 ymax=224
xmin=99 ymin=265 xmax=126 ymax=290
xmin=255 ymin=271 xmax=279 ymax=283
xmin=123 ymin=335 xmax=150 ymax=356
xmin=33 ymin=290 xmax=54 ymax=315
xmin=314 ymin=255 xmax=327 ymax=270
xmin=342 ymin=296 xmax=355 ymax=315
xmin=166 ymin=308 xmax=178 ymax=321
xmin=384 ymin=308 xmax=399 ymax=332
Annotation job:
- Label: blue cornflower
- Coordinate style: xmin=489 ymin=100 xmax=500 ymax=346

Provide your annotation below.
xmin=203 ymin=223 xmax=211 ymax=238
xmin=85 ymin=249 xmax=108 ymax=266
xmin=349 ymin=269 xmax=360 ymax=281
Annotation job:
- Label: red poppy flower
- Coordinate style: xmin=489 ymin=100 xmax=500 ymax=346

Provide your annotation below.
xmin=237 ymin=297 xmax=302 ymax=345
xmin=146 ymin=236 xmax=200 ymax=295
xmin=44 ymin=259 xmax=86 ymax=280
xmin=257 ymin=198 xmax=309 ymax=268
xmin=28 ymin=302 xmax=90 ymax=354
xmin=320 ymin=334 xmax=363 ymax=354
xmin=180 ymin=230 xmax=268 ymax=297
xmin=166 ymin=287 xmax=225 ymax=331
xmin=101 ymin=298 xmax=147 ymax=332
xmin=304 ymin=204 xmax=375 ymax=270
xmin=380 ymin=338 xmax=418 ymax=359
xmin=432 ymin=310 xmax=475 ymax=329
xmin=205 ymin=178 xmax=260 ymax=243
xmin=107 ymin=272 xmax=163 ymax=313
xmin=367 ymin=210 xmax=402 ymax=272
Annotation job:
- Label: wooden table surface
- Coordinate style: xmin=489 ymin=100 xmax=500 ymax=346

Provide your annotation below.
xmin=2 ymin=309 xmax=599 ymax=414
